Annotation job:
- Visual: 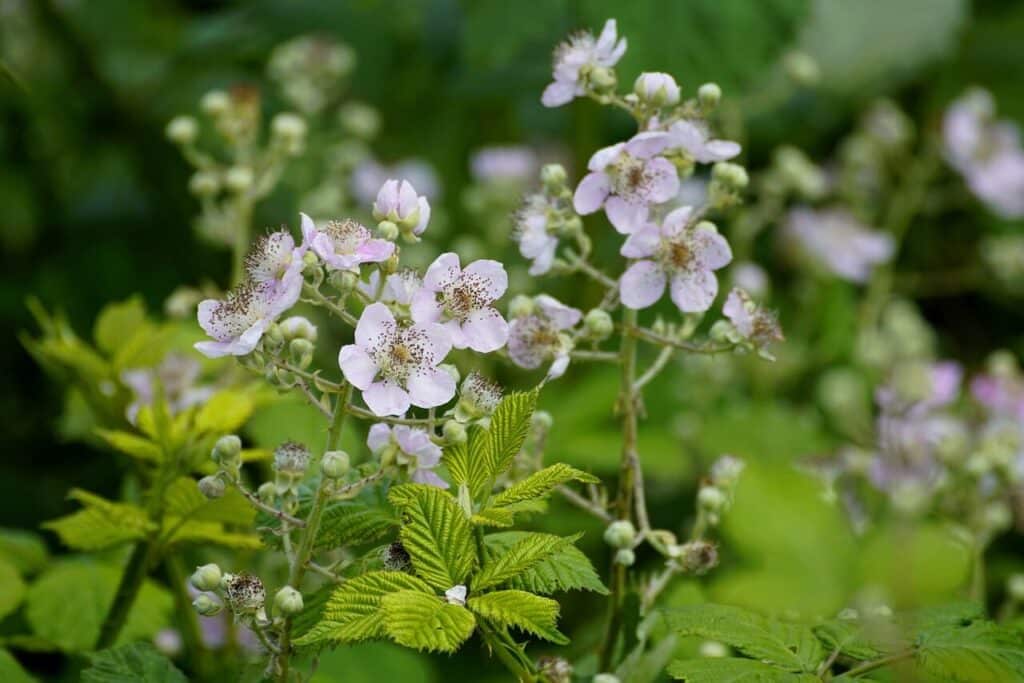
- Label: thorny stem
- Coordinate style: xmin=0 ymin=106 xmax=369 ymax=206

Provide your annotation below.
xmin=557 ymin=485 xmax=612 ymax=522
xmin=302 ymin=283 xmax=359 ymax=326
xmin=628 ymin=325 xmax=736 ymax=355
xmin=234 ymin=481 xmax=307 ymax=528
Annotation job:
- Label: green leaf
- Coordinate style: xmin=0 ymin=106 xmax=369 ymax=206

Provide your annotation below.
xmin=0 ymin=650 xmax=36 ymax=683
xmin=388 ymin=484 xmax=476 ymax=591
xmin=162 ymin=520 xmax=262 ymax=549
xmin=294 ymin=572 xmax=433 ymax=647
xmin=26 ymin=561 xmax=173 ymax=652
xmin=474 ymin=533 xmax=577 ymax=591
xmin=485 ymin=532 xmax=608 ymax=595
xmin=442 ymin=426 xmax=492 ymax=502
xmin=471 ymin=507 xmax=516 ymax=528
xmin=94 ymin=297 xmax=147 ymax=355
xmin=668 ymin=657 xmax=819 ymax=682
xmin=492 ymin=463 xmax=598 ymax=508
xmin=381 ymin=590 xmax=476 ymax=653
xmin=162 ymin=477 xmax=254 ymax=526
xmin=0 ymin=558 xmax=26 ymax=620
xmin=916 ymin=621 xmax=1024 ymax=682
xmin=312 ymin=503 xmax=399 ymax=552
xmin=812 ymin=619 xmax=891 ymax=661
xmin=467 ymin=590 xmax=568 ymax=645
xmin=664 ymin=605 xmax=824 ymax=673
xmin=0 ymin=529 xmax=49 ymax=575
xmin=42 ymin=490 xmax=154 ymax=551
xmin=82 ymin=642 xmax=187 ymax=683
xmin=195 ymin=390 xmax=254 ymax=434
xmin=486 ymin=388 xmax=539 ymax=478
xmin=94 ymin=429 xmax=163 ymax=463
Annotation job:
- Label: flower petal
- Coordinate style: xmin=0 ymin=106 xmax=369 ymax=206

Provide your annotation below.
xmin=423 ymin=252 xmax=461 ymax=291
xmin=412 ymin=468 xmax=449 ymax=489
xmin=407 ymin=368 xmax=456 ymax=409
xmin=588 ymin=143 xmax=625 ymax=172
xmin=461 ymin=308 xmax=509 ymax=353
xmin=363 ymin=380 xmax=412 ymax=417
xmin=626 ymin=131 xmax=672 ymax=159
xmin=644 ymin=157 xmax=680 ymax=203
xmin=410 ymin=289 xmax=443 ymax=325
xmin=620 ymin=260 xmax=667 ymax=309
xmin=695 ymin=227 xmax=733 ymax=270
xmin=338 ymin=344 xmax=378 ymax=390
xmin=573 ymin=172 xmax=611 ymax=215
xmin=462 ymin=259 xmax=508 ymax=301
xmin=367 ymin=423 xmax=393 ymax=452
xmin=670 ymin=269 xmax=718 ymax=313
xmin=300 ymin=212 xmax=318 ymax=244
xmin=620 ymin=224 xmax=660 ymax=258
xmin=355 ymin=238 xmax=395 ymax=263
xmin=705 ymin=139 xmax=741 ymax=161
xmin=534 ymin=295 xmax=582 ymax=329
xmin=541 ymin=80 xmax=576 ymax=108
xmin=354 ymin=302 xmax=397 ymax=349
xmin=605 ymin=196 xmax=649 ymax=234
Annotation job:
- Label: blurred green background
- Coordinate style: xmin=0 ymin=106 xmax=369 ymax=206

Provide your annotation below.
xmin=3 ymin=0 xmax=1024 ymax=680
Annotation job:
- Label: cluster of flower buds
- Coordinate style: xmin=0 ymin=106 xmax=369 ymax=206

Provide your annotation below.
xmin=267 ymin=35 xmax=355 ymax=116
xmin=197 ymin=434 xmax=243 ymax=500
xmin=604 ymin=519 xmax=637 ymax=566
xmin=189 ymin=563 xmax=303 ymax=630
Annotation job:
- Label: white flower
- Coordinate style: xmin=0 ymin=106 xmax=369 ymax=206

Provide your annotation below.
xmin=373 ymin=179 xmax=431 ymax=236
xmin=665 ymin=120 xmax=741 ymax=164
xmin=444 ymin=585 xmax=467 ymax=606
xmin=301 ymin=213 xmax=394 ymax=271
xmin=634 ymin=72 xmax=680 ymax=106
xmin=507 ymin=295 xmax=582 ymax=379
xmin=784 ymin=207 xmax=894 ymax=283
xmin=542 ymin=19 xmax=627 ymax=108
xmin=514 ymin=194 xmax=560 ymax=276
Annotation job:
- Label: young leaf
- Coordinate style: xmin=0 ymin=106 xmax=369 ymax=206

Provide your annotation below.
xmin=388 ymin=484 xmax=476 ymax=591
xmin=916 ymin=621 xmax=1024 ymax=682
xmin=194 ymin=391 xmax=254 ymax=434
xmin=311 ymin=503 xmax=399 ymax=552
xmin=486 ymin=388 xmax=539 ymax=478
xmin=485 ymin=532 xmax=608 ymax=595
xmin=82 ymin=642 xmax=187 ymax=683
xmin=0 ymin=649 xmax=35 ymax=683
xmin=381 ymin=590 xmax=476 ymax=653
xmin=162 ymin=520 xmax=262 ymax=549
xmin=94 ymin=429 xmax=163 ymax=463
xmin=0 ymin=558 xmax=26 ymax=620
xmin=467 ymin=590 xmax=568 ymax=645
xmin=42 ymin=490 xmax=154 ymax=551
xmin=93 ymin=297 xmax=147 ymax=356
xmin=162 ymin=478 xmax=254 ymax=526
xmin=443 ymin=426 xmax=491 ymax=501
xmin=491 ymin=463 xmax=599 ymax=508
xmin=473 ymin=533 xmax=577 ymax=591
xmin=663 ymin=605 xmax=824 ymax=673
xmin=668 ymin=657 xmax=819 ymax=682
xmin=294 ymin=572 xmax=432 ymax=647
xmin=812 ymin=619 xmax=893 ymax=661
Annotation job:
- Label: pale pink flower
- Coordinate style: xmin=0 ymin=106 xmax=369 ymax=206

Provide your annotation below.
xmin=574 ymin=133 xmax=680 ymax=233
xmin=972 ymin=373 xmax=1024 ymax=421
xmin=784 ymin=207 xmax=894 ymax=283
xmin=338 ymin=303 xmax=454 ymax=416
xmin=411 ymin=253 xmax=509 ymax=353
xmin=121 ymin=353 xmax=213 ymax=424
xmin=542 ymin=19 xmax=626 ymax=108
xmin=507 ymin=295 xmax=581 ymax=379
xmin=619 ymin=206 xmax=732 ymax=312
xmin=367 ymin=423 xmax=447 ymax=488
xmin=723 ymin=288 xmax=783 ymax=356
xmin=359 ymin=269 xmax=423 ymax=306
xmin=514 ymin=194 xmax=559 ymax=276
xmin=301 ymin=213 xmax=393 ymax=270
xmin=665 ymin=120 xmax=741 ymax=163
xmin=373 ymin=179 xmax=431 ymax=235
xmin=470 ymin=146 xmax=538 ymax=184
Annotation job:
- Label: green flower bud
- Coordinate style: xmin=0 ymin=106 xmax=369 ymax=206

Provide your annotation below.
xmin=192 ymin=593 xmax=223 ymax=617
xmin=697 ymin=83 xmax=722 ymax=111
xmin=531 ymin=410 xmax=554 ymax=431
xmin=289 ymin=338 xmax=314 ymax=369
xmin=583 ymin=309 xmax=614 ymax=341
xmin=321 ymin=450 xmax=351 ymax=479
xmin=257 ymin=481 xmax=276 ymax=504
xmin=198 ymin=475 xmax=225 ymax=499
xmin=784 ymin=51 xmax=820 ymax=86
xmin=338 ymin=101 xmax=381 ymax=140
xmin=200 ymin=90 xmax=230 ymax=116
xmin=443 ymin=420 xmax=467 ymax=445
xmin=166 ymin=115 xmax=198 ymax=145
xmin=698 ymin=485 xmax=727 ymax=512
xmin=263 ymin=322 xmax=285 ymax=351
xmin=274 ymin=586 xmax=304 ymax=615
xmin=589 ymin=66 xmax=617 ymax=93
xmin=604 ymin=520 xmax=636 ymax=549
xmin=541 ymin=163 xmax=568 ymax=189
xmin=190 ymin=563 xmax=223 ymax=592
xmin=709 ymin=320 xmax=733 ymax=343
xmin=614 ymin=548 xmax=636 ymax=566
xmin=212 ymin=435 xmax=242 ymax=465
xmin=377 ymin=220 xmax=400 ymax=241
xmin=634 ymin=72 xmax=680 ymax=107
xmin=189 ymin=171 xmax=220 ymax=197
xmin=508 ymin=294 xmax=534 ymax=319
xmin=1008 ymin=574 xmax=1024 ymax=602
xmin=594 ymin=675 xmax=621 ymax=683
xmin=712 ymin=163 xmax=748 ymax=190
xmin=224 ymin=166 xmax=254 ymax=193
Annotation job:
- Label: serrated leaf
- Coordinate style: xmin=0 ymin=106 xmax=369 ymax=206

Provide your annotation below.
xmin=163 ymin=519 xmax=261 ymax=549
xmin=42 ymin=490 xmax=154 ymax=551
xmin=0 ymin=529 xmax=49 ymax=575
xmin=312 ymin=503 xmax=399 ymax=552
xmin=486 ymin=388 xmax=539 ymax=478
xmin=485 ymin=532 xmax=607 ymax=595
xmin=471 ymin=507 xmax=516 ymax=528
xmin=0 ymin=649 xmax=36 ymax=683
xmin=294 ymin=572 xmax=432 ymax=647
xmin=468 ymin=590 xmax=567 ymax=645
xmin=381 ymin=590 xmax=476 ymax=653
xmin=94 ymin=429 xmax=163 ymax=463
xmin=916 ymin=621 xmax=1024 ymax=682
xmin=0 ymin=558 xmax=26 ymax=620
xmin=664 ymin=605 xmax=824 ymax=673
xmin=82 ymin=642 xmax=187 ymax=683
xmin=443 ymin=426 xmax=491 ymax=502
xmin=162 ymin=478 xmax=254 ymax=526
xmin=194 ymin=390 xmax=254 ymax=434
xmin=668 ymin=657 xmax=819 ymax=682
xmin=94 ymin=297 xmax=147 ymax=356
xmin=492 ymin=463 xmax=598 ymax=508
xmin=812 ymin=619 xmax=892 ymax=661
xmin=474 ymin=533 xmax=576 ymax=591
xmin=388 ymin=484 xmax=476 ymax=590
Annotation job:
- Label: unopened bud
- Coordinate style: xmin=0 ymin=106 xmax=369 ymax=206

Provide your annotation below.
xmin=594 ymin=675 xmax=620 ymax=683
xmin=712 ymin=163 xmax=748 ymax=189
xmin=541 ymin=163 xmax=568 ymax=188
xmin=257 ymin=481 xmax=276 ymax=504
xmin=279 ymin=316 xmax=317 ymax=343
xmin=338 ymin=101 xmax=381 ymax=140
xmin=614 ymin=548 xmax=636 ymax=566
xmin=583 ymin=309 xmax=614 ymax=341
xmin=166 ymin=116 xmax=198 ymax=145
xmin=289 ymin=338 xmax=314 ymax=369
xmin=604 ymin=520 xmax=636 ymax=549
xmin=508 ymin=294 xmax=534 ymax=319
xmin=531 ymin=410 xmax=554 ymax=431
xmin=697 ymin=83 xmax=722 ymax=111
xmin=589 ymin=67 xmax=617 ymax=93
xmin=784 ymin=51 xmax=820 ymax=86
xmin=443 ymin=420 xmax=467 ymax=445
xmin=377 ymin=220 xmax=400 ymax=241
xmin=212 ymin=435 xmax=242 ymax=465
xmin=698 ymin=485 xmax=727 ymax=512
xmin=634 ymin=72 xmax=680 ymax=107
xmin=200 ymin=90 xmax=230 ymax=116
xmin=190 ymin=563 xmax=223 ymax=592
xmin=224 ymin=166 xmax=254 ymax=193
xmin=678 ymin=540 xmax=718 ymax=574
xmin=189 ymin=171 xmax=220 ymax=197
xmin=192 ymin=594 xmax=223 ymax=617
xmin=198 ymin=475 xmax=225 ymax=499
xmin=274 ymin=586 xmax=304 ymax=615
xmin=271 ymin=113 xmax=307 ymax=143
xmin=321 ymin=450 xmax=351 ymax=479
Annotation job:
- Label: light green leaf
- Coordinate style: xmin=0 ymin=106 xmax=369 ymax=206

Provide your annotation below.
xmin=812 ymin=619 xmax=894 ymax=661
xmin=668 ymin=657 xmax=819 ymax=682
xmin=471 ymin=507 xmax=516 ymax=528
xmin=26 ymin=561 xmax=173 ymax=652
xmin=162 ymin=520 xmax=262 ymax=549
xmin=486 ymin=388 xmax=539 ymax=478
xmin=0 ymin=558 xmax=26 ymax=620
xmin=381 ymin=590 xmax=476 ymax=653
xmin=442 ymin=426 xmax=491 ymax=502
xmin=0 ymin=649 xmax=36 ymax=683
xmin=195 ymin=390 xmax=254 ymax=434
xmin=916 ymin=621 xmax=1024 ymax=682
xmin=42 ymin=490 xmax=154 ymax=551
xmin=467 ymin=590 xmax=567 ymax=645
xmin=0 ymin=529 xmax=49 ymax=575
xmin=94 ymin=429 xmax=163 ymax=463
xmin=474 ymin=533 xmax=576 ymax=591
xmin=94 ymin=297 xmax=147 ymax=355
xmin=388 ymin=484 xmax=476 ymax=591
xmin=492 ymin=463 xmax=598 ymax=508
xmin=312 ymin=503 xmax=398 ymax=552
xmin=664 ymin=605 xmax=824 ymax=673
xmin=485 ymin=532 xmax=608 ymax=595
xmin=162 ymin=477 xmax=254 ymax=526
xmin=82 ymin=642 xmax=187 ymax=682
xmin=295 ymin=572 xmax=433 ymax=647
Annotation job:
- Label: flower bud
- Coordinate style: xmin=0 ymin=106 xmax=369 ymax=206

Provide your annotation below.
xmin=698 ymin=485 xmax=727 ymax=512
xmin=508 ymin=294 xmax=534 ymax=319
xmin=583 ymin=309 xmax=614 ymax=341
xmin=289 ymin=338 xmax=314 ymax=369
xmin=377 ymin=220 xmax=400 ymax=241
xmin=338 ymin=101 xmax=381 ymax=140
xmin=189 ymin=171 xmax=220 ymax=197
xmin=329 ymin=269 xmax=359 ymax=294
xmin=166 ymin=116 xmax=198 ymax=145
xmin=634 ymin=72 xmax=680 ymax=107
xmin=212 ymin=435 xmax=242 ymax=465
xmin=531 ymin=410 xmax=554 ymax=431
xmin=198 ymin=475 xmax=225 ymax=499
xmin=697 ymin=83 xmax=722 ymax=111
xmin=257 ymin=481 xmax=276 ymax=504
xmin=443 ymin=420 xmax=467 ymax=445
xmin=1008 ymin=574 xmax=1024 ymax=602
xmin=710 ymin=455 xmax=745 ymax=489
xmin=224 ymin=166 xmax=254 ymax=193
xmin=614 ymin=548 xmax=636 ymax=566
xmin=604 ymin=520 xmax=636 ymax=549
xmin=589 ymin=66 xmax=617 ymax=93
xmin=279 ymin=316 xmax=317 ymax=343
xmin=274 ymin=586 xmax=304 ymax=615
xmin=594 ymin=675 xmax=620 ymax=683
xmin=709 ymin=320 xmax=733 ymax=343
xmin=272 ymin=112 xmax=307 ymax=142
xmin=541 ymin=163 xmax=568 ymax=189
xmin=712 ymin=162 xmax=748 ymax=189
xmin=200 ymin=90 xmax=230 ymax=116
xmin=537 ymin=656 xmax=573 ymax=683
xmin=273 ymin=441 xmax=311 ymax=494
xmin=784 ymin=51 xmax=820 ymax=86
xmin=190 ymin=563 xmax=223 ymax=592
xmin=192 ymin=594 xmax=223 ymax=617
xmin=321 ymin=450 xmax=351 ymax=479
